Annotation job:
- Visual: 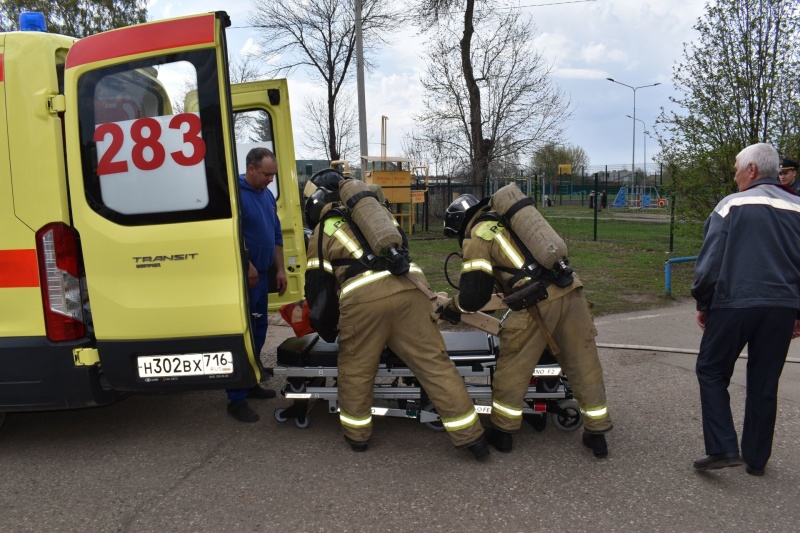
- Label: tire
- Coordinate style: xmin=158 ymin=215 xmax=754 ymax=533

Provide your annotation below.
xmin=536 ymin=378 xmax=560 ymax=394
xmin=287 ymin=380 xmax=306 ymax=393
xmin=274 ymin=408 xmax=288 ymax=423
xmin=550 ymin=399 xmax=582 ymax=432
xmin=294 ymin=416 xmax=311 ymax=429
xmin=422 ymin=403 xmax=445 ymax=432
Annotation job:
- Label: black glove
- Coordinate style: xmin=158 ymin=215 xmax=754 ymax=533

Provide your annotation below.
xmin=437 ymin=299 xmax=462 ymax=325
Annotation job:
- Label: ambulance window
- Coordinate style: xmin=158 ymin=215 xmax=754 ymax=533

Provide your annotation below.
xmin=233 ymin=108 xmax=278 ymax=200
xmin=76 ymin=50 xmax=232 ymax=225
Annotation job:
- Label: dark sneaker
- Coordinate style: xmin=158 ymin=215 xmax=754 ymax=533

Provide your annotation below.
xmin=344 ymin=436 xmax=369 ymax=452
xmin=693 ymin=452 xmax=743 ymax=471
xmin=488 ymin=427 xmax=513 ymax=453
xmin=227 ymin=401 xmax=260 ymax=423
xmin=465 ymin=436 xmax=491 ymax=462
xmin=582 ymin=431 xmax=609 ymax=458
xmin=745 ymin=464 xmax=765 ymax=476
xmin=247 ymin=385 xmax=277 ymax=399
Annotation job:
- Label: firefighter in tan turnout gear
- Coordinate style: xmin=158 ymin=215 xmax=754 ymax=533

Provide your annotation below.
xmin=303 ymin=169 xmax=489 ymax=460
xmin=444 ymin=185 xmax=612 ymax=458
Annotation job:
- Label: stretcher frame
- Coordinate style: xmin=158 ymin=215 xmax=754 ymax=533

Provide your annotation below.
xmin=270 ymin=330 xmax=583 ymax=433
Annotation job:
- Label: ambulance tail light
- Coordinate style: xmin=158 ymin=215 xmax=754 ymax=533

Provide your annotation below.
xmin=36 ymin=223 xmax=86 ymax=341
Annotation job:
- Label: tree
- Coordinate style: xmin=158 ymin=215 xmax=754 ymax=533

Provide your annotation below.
xmin=0 ymin=0 xmax=147 ymax=37
xmin=658 ymin=0 xmax=800 ymax=221
xmin=415 ymin=1 xmax=570 ymax=185
xmin=248 ymin=0 xmax=406 ymax=162
xmin=531 ymin=142 xmax=589 ymax=182
xmin=299 ymin=90 xmax=358 ymax=161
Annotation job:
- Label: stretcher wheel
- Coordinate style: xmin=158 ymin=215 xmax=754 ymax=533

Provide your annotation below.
xmin=550 ymin=400 xmax=582 ymax=432
xmin=422 ymin=403 xmax=445 ymax=432
xmin=536 ymin=378 xmax=560 ymax=394
xmin=287 ymin=380 xmax=306 ymax=393
xmin=294 ymin=416 xmax=310 ymax=429
xmin=274 ymin=408 xmax=288 ymax=423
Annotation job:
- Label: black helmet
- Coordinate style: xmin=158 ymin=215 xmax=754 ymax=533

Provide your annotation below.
xmin=444 ymin=194 xmax=479 ymax=237
xmin=304 ymin=168 xmax=345 ymax=198
xmin=304 ymin=171 xmax=345 ymax=228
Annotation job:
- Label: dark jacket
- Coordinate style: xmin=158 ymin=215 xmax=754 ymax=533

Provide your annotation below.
xmin=692 ymin=178 xmax=800 ymax=312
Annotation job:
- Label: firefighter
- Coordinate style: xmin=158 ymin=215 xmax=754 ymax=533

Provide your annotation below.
xmin=443 ymin=191 xmax=612 ymax=458
xmin=303 ymin=170 xmax=489 ymax=461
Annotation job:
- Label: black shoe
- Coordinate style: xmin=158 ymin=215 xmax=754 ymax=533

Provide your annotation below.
xmin=227 ymin=401 xmax=259 ymax=423
xmin=247 ymin=385 xmax=277 ymax=399
xmin=582 ymin=431 xmax=609 ymax=458
xmin=465 ymin=436 xmax=491 ymax=462
xmin=488 ymin=427 xmax=513 ymax=453
xmin=745 ymin=464 xmax=765 ymax=476
xmin=693 ymin=452 xmax=743 ymax=471
xmin=345 ymin=436 xmax=369 ymax=452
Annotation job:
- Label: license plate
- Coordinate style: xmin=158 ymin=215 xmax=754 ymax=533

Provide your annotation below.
xmin=137 ymin=352 xmax=234 ymax=378
xmin=532 ymin=367 xmax=561 ymax=376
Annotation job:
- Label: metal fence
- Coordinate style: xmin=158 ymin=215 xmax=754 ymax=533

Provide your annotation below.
xmin=408 ymin=163 xmax=689 ymax=252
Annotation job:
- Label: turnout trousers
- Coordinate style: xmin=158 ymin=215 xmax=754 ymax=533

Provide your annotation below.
xmin=336 ymin=288 xmax=484 ymax=448
xmin=696 ymin=307 xmax=795 ymax=469
xmin=492 ymin=288 xmax=612 ymax=433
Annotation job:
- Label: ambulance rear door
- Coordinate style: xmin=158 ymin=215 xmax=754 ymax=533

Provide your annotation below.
xmin=230 ymin=80 xmax=306 ymax=311
xmin=63 ymin=12 xmax=261 ymax=392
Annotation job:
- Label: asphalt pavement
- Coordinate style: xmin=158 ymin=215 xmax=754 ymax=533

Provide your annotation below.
xmin=2 ymin=298 xmax=800 ymax=532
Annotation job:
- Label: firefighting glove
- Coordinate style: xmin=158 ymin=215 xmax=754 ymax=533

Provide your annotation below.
xmin=437 ymin=299 xmax=462 ymax=325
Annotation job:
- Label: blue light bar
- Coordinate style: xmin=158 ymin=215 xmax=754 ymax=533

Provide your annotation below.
xmin=19 ymin=12 xmax=47 ymax=32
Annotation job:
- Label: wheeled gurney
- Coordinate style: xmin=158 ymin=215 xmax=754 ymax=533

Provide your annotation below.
xmin=270 ymin=330 xmax=583 ymax=432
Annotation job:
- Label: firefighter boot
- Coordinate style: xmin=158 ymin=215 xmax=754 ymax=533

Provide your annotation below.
xmin=344 ymin=436 xmax=369 ymax=452
xmin=488 ymin=427 xmax=513 ymax=453
xmin=465 ymin=435 xmax=491 ymax=462
xmin=582 ymin=431 xmax=608 ymax=458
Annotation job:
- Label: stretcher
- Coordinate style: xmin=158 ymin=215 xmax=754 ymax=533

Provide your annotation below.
xmin=270 ymin=330 xmax=582 ymax=433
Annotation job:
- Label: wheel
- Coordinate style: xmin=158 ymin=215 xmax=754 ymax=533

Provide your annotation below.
xmin=536 ymin=378 xmax=560 ymax=394
xmin=422 ymin=403 xmax=445 ymax=432
xmin=287 ymin=380 xmax=306 ymax=393
xmin=550 ymin=400 xmax=582 ymax=432
xmin=273 ymin=408 xmax=288 ymax=423
xmin=294 ymin=415 xmax=311 ymax=429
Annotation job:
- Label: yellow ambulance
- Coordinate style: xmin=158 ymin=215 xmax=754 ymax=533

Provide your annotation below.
xmin=0 ymin=12 xmax=306 ymax=426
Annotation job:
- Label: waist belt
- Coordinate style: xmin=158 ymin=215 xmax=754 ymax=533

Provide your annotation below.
xmin=340 ymin=265 xmax=424 ymax=298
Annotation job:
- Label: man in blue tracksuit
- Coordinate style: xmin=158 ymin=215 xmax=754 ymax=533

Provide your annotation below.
xmin=692 ymin=143 xmax=800 ymax=476
xmin=226 ymin=147 xmax=287 ymax=423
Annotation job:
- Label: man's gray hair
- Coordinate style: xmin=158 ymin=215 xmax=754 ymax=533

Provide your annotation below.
xmin=736 ymin=143 xmax=780 ymax=178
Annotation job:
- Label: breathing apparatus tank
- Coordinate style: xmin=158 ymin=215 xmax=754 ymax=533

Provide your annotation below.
xmin=338 ymin=179 xmax=409 ymax=274
xmin=490 ymin=184 xmax=568 ymax=270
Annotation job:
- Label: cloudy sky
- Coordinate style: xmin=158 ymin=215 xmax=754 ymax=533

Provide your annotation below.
xmin=147 ymin=0 xmax=708 ymax=168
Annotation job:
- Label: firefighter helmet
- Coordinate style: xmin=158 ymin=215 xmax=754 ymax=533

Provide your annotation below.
xmin=304 ymin=170 xmax=345 ymax=228
xmin=444 ymin=194 xmax=480 ymax=237
xmin=303 ymin=168 xmax=346 ymax=199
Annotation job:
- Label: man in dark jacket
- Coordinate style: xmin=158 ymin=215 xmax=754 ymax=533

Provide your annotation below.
xmin=778 ymin=157 xmax=799 ymax=194
xmin=692 ymin=143 xmax=800 ymax=476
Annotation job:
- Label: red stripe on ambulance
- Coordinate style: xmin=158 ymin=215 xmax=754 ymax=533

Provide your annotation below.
xmin=0 ymin=249 xmax=39 ymax=287
xmin=65 ymin=15 xmax=216 ymax=69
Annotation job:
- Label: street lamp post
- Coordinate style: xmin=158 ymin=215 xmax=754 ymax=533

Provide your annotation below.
xmin=626 ymin=114 xmax=646 ymax=186
xmin=607 ymin=78 xmax=661 ymax=197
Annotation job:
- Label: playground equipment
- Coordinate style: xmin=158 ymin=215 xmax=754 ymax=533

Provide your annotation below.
xmin=612 ymin=186 xmax=667 ymax=209
xmin=361 ymin=117 xmax=428 ymax=234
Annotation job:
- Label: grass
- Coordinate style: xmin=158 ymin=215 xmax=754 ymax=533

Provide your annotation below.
xmin=408 ymin=206 xmax=703 ymax=316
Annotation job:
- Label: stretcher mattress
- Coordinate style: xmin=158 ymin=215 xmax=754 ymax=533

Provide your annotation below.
xmin=276 ymin=331 xmax=496 ymax=368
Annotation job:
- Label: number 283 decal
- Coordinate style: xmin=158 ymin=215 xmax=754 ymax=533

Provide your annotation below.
xmin=94 ymin=113 xmax=206 ymax=176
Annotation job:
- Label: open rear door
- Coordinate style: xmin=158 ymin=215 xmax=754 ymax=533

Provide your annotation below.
xmin=63 ymin=12 xmax=261 ymax=391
